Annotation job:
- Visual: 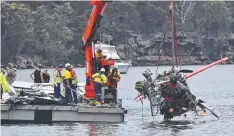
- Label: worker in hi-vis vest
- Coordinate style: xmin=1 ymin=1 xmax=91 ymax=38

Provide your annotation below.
xmin=0 ymin=68 xmax=10 ymax=100
xmin=63 ymin=63 xmax=72 ymax=103
xmin=52 ymin=64 xmax=63 ymax=98
xmin=108 ymin=65 xmax=120 ymax=88
xmin=92 ymin=68 xmax=107 ymax=104
xmin=70 ymin=65 xmax=78 ymax=104
xmin=95 ymin=49 xmax=106 ymax=71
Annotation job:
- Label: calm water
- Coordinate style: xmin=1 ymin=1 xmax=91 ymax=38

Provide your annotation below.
xmin=1 ymin=65 xmax=234 ymax=136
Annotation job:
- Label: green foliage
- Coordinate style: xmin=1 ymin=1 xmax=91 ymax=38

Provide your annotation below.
xmin=1 ymin=1 xmax=234 ymax=66
xmin=193 ymin=1 xmax=232 ymax=36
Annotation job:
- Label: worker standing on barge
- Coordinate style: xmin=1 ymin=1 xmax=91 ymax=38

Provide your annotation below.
xmin=92 ymin=68 xmax=107 ymax=104
xmin=0 ymin=68 xmax=10 ymax=100
xmin=41 ymin=69 xmax=50 ymax=83
xmin=108 ymin=66 xmax=120 ymax=88
xmin=52 ymin=64 xmax=63 ymax=99
xmin=30 ymin=66 xmax=50 ymax=83
xmin=70 ymin=65 xmax=78 ymax=104
xmin=95 ymin=49 xmax=105 ymax=71
xmin=63 ymin=63 xmax=72 ymax=103
xmin=30 ymin=66 xmax=43 ymax=83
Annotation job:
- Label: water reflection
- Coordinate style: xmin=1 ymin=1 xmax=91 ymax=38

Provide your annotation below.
xmin=87 ymin=123 xmax=119 ymax=136
xmin=145 ymin=120 xmax=193 ymax=130
xmin=62 ymin=123 xmax=76 ymax=136
xmin=88 ymin=124 xmax=96 ymax=136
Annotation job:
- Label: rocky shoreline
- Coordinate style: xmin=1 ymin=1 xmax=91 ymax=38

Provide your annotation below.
xmin=5 ymin=62 xmax=85 ymax=69
xmin=4 ymin=31 xmax=234 ymax=69
xmin=5 ymin=59 xmax=233 ymax=69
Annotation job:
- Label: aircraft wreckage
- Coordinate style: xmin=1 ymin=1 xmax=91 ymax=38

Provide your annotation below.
xmin=135 ymin=1 xmax=228 ymax=121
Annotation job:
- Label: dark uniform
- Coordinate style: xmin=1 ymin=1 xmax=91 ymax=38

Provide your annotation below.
xmin=34 ymin=70 xmax=42 ymax=83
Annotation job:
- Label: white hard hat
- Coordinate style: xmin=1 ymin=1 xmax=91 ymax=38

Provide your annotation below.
xmin=65 ymin=63 xmax=71 ymax=68
xmin=100 ymin=68 xmax=105 ymax=72
xmin=113 ymin=65 xmax=118 ymax=69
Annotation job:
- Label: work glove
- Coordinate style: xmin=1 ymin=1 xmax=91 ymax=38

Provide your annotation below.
xmin=54 ymin=83 xmax=57 ymax=87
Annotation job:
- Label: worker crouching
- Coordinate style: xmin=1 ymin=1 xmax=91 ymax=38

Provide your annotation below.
xmin=92 ymin=68 xmax=107 ymax=104
xmin=108 ymin=66 xmax=120 ymax=88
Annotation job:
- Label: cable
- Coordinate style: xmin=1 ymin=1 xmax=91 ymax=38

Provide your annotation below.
xmin=155 ymin=9 xmax=170 ymax=75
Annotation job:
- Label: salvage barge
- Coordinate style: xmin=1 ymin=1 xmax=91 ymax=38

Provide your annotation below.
xmin=1 ymin=1 xmax=128 ymax=124
xmin=1 ymin=80 xmax=126 ymax=123
xmin=1 ymin=103 xmax=125 ymax=123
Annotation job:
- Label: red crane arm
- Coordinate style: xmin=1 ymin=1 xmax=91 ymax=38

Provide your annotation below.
xmin=82 ymin=0 xmax=107 ymax=99
xmin=82 ymin=0 xmax=107 ymax=46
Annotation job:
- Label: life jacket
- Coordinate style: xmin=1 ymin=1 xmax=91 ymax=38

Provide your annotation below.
xmin=0 ymin=72 xmax=9 ymax=93
xmin=109 ymin=69 xmax=120 ymax=81
xmin=107 ymin=69 xmax=120 ymax=88
xmin=34 ymin=69 xmax=42 ymax=83
xmin=110 ymin=69 xmax=119 ymax=77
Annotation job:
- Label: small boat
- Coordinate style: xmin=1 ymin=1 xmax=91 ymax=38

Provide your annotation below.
xmin=95 ymin=42 xmax=131 ymax=74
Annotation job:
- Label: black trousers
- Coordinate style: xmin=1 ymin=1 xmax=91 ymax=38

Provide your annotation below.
xmin=65 ymin=87 xmax=72 ymax=104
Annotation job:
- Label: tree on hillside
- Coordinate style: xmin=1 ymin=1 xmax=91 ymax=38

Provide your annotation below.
xmin=174 ymin=0 xmax=196 ymax=33
xmin=1 ymin=2 xmax=32 ymax=63
xmin=30 ymin=2 xmax=74 ymax=65
xmin=193 ymin=1 xmax=232 ymax=37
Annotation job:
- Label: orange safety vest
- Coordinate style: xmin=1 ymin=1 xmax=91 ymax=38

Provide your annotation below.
xmin=107 ymin=70 xmax=120 ymax=88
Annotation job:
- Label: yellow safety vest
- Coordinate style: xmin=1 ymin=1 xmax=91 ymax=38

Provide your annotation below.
xmin=70 ymin=70 xmax=77 ymax=85
xmin=72 ymin=80 xmax=77 ymax=85
xmin=53 ymin=70 xmax=62 ymax=84
xmin=0 ymin=72 xmax=9 ymax=93
xmin=92 ymin=73 xmax=107 ymax=85
xmin=72 ymin=77 xmax=77 ymax=85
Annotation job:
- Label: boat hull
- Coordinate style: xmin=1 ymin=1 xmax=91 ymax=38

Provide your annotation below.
xmin=116 ymin=63 xmax=130 ymax=74
xmin=114 ymin=60 xmax=131 ymax=74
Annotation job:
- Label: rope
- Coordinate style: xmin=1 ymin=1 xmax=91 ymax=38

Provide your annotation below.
xmin=172 ymin=13 xmax=180 ymax=68
xmin=169 ymin=2 xmax=181 ymax=69
xmin=155 ymin=8 xmax=170 ymax=74
xmin=62 ymin=83 xmax=92 ymax=102
xmin=141 ymin=80 xmax=144 ymax=121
